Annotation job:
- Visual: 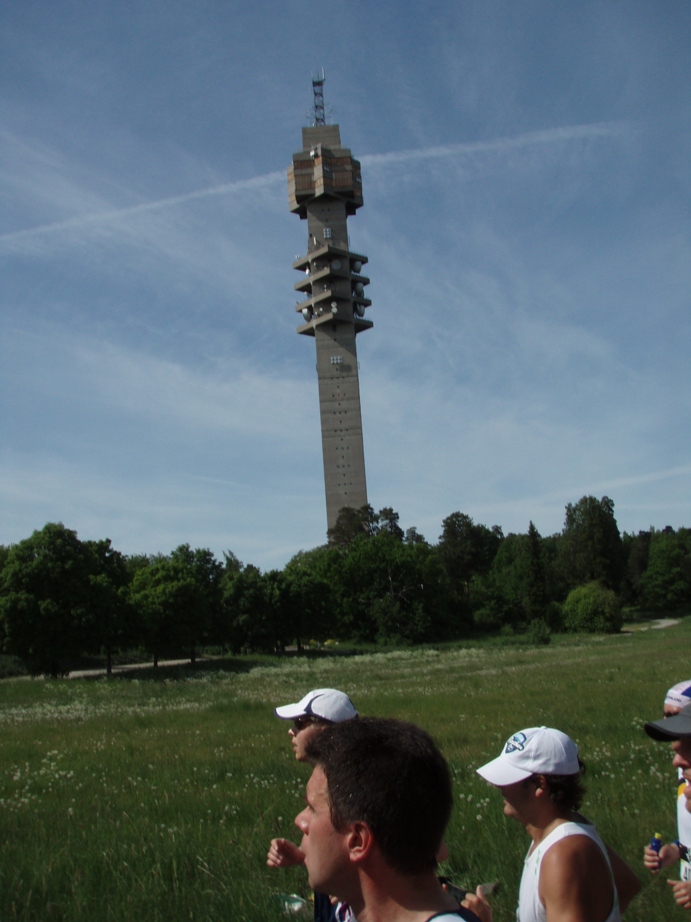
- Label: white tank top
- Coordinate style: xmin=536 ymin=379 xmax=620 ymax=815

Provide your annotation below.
xmin=677 ymin=776 xmax=691 ymax=881
xmin=516 ymin=820 xmax=621 ymax=922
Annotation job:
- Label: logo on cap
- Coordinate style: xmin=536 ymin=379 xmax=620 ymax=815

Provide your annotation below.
xmin=505 ymin=731 xmax=527 ymax=754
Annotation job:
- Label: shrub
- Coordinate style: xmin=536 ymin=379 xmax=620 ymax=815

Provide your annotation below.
xmin=473 ymin=607 xmax=503 ymax=631
xmin=563 ymin=581 xmax=622 ymax=634
xmin=526 ymin=618 xmax=552 ymax=645
xmin=0 ymin=654 xmax=27 ymax=679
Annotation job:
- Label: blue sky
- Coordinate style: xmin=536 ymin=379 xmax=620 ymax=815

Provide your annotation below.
xmin=2 ymin=1 xmax=690 ymax=569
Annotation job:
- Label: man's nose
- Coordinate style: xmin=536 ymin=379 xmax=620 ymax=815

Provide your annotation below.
xmin=294 ymin=810 xmax=309 ymax=834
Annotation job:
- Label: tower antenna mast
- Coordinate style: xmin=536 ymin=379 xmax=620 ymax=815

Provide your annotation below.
xmin=311 ymin=69 xmax=326 ymax=126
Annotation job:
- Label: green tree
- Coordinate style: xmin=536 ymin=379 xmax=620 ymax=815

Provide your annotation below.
xmin=437 ymin=513 xmax=503 ymax=620
xmin=83 ymin=538 xmax=132 ymax=675
xmin=404 ymin=527 xmax=427 ymax=545
xmin=563 ymin=581 xmax=622 ymax=633
xmin=168 ymin=545 xmax=223 ymax=660
xmin=129 ymin=556 xmax=193 ymax=666
xmin=524 ymin=521 xmax=548 ymax=623
xmin=0 ymin=523 xmax=98 ymax=676
xmin=481 ymin=533 xmax=531 ymax=628
xmin=621 ymin=530 xmax=652 ymax=605
xmin=328 ymin=504 xmax=378 ymax=549
xmin=377 ymin=507 xmax=404 ymax=541
xmin=281 ymin=565 xmax=335 ymax=649
xmin=337 ymin=532 xmax=452 ymax=644
xmin=559 ymin=496 xmax=624 ymax=592
xmin=128 ymin=545 xmax=221 ymax=666
xmin=221 ymin=565 xmax=277 ymax=653
xmin=282 ymin=545 xmax=347 ymax=646
xmin=640 ymin=529 xmax=691 ymax=611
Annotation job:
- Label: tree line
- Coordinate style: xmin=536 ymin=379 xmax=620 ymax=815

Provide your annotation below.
xmin=0 ymin=496 xmax=689 ymax=676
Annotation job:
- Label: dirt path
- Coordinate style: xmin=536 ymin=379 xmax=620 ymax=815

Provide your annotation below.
xmin=649 ymin=618 xmax=680 ymax=630
xmin=67 ymin=658 xmax=205 ymax=679
xmin=622 ymin=617 xmax=680 ymax=633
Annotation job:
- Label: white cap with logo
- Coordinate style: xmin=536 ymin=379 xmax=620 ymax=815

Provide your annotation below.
xmin=274 ymin=688 xmax=358 ymax=724
xmin=664 ymin=680 xmax=691 ymax=711
xmin=476 ymin=727 xmax=580 ymax=787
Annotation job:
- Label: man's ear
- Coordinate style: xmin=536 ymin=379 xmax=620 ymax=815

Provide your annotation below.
xmin=345 ymin=821 xmax=374 ymax=863
xmin=533 ymin=774 xmax=547 ymax=798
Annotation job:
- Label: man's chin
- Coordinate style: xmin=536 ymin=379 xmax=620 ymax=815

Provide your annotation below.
xmin=307 ymin=871 xmax=338 ymax=900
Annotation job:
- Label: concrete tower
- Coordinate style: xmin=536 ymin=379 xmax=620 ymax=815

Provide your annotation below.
xmin=288 ymin=74 xmax=372 ymax=533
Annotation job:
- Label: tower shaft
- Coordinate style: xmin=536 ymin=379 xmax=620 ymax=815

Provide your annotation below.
xmin=288 ymin=120 xmax=373 ymax=533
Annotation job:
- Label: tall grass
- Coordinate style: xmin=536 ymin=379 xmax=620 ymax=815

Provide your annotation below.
xmin=1 ymin=623 xmax=689 ymax=920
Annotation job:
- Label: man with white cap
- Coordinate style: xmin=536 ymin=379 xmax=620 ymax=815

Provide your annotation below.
xmin=643 ymin=699 xmax=691 ymax=910
xmin=267 ymin=688 xmax=358 ymax=921
xmin=463 ymin=726 xmax=639 ymax=922
xmin=273 ymin=687 xmax=359 ymax=764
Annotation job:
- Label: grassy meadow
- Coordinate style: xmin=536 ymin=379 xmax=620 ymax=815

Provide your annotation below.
xmin=1 ymin=621 xmax=690 ymax=921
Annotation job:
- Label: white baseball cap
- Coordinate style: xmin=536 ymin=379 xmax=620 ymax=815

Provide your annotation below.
xmin=476 ymin=727 xmax=580 ymax=786
xmin=274 ymin=688 xmax=358 ymax=723
xmin=664 ymin=680 xmax=691 ymax=711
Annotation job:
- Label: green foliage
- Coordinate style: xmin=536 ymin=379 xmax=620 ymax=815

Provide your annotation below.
xmin=336 ymin=533 xmax=451 ymax=644
xmin=1 ymin=496 xmax=689 ymax=674
xmin=221 ymin=564 xmax=278 ymax=654
xmin=621 ymin=530 xmax=653 ymax=605
xmin=559 ymin=495 xmax=624 ymax=592
xmin=485 ymin=534 xmax=531 ymax=624
xmin=475 ymin=523 xmax=549 ymax=631
xmin=0 ymin=523 xmax=101 ymax=676
xmin=545 ymin=599 xmax=564 ymax=632
xmin=437 ymin=513 xmax=503 ymax=629
xmin=327 ymin=503 xmax=380 ymax=548
xmin=281 ymin=561 xmax=335 ymax=649
xmin=563 ymin=581 xmax=623 ymax=633
xmin=83 ymin=538 xmax=133 ymax=674
xmin=640 ymin=528 xmax=691 ymax=611
xmin=525 ymin=617 xmax=551 ymax=645
xmin=524 ymin=522 xmax=548 ymax=621
xmin=0 ymin=654 xmax=27 ymax=678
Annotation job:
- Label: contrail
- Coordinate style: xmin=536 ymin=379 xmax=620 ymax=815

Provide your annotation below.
xmin=0 ymin=171 xmax=285 ymax=243
xmin=360 ymin=120 xmax=629 ymax=168
xmin=1 ymin=121 xmax=630 ymax=243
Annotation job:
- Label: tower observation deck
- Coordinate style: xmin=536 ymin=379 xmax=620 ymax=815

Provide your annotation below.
xmin=288 ymin=75 xmax=372 ymax=533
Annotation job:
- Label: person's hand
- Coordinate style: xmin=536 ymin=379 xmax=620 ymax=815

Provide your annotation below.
xmin=667 ymin=879 xmax=691 ymax=909
xmin=266 ymin=837 xmax=306 ymax=868
xmin=462 ymin=885 xmax=493 ymax=922
xmin=643 ymin=842 xmax=678 ymax=873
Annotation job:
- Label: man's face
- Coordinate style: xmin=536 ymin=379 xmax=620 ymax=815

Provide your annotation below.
xmin=288 ymin=717 xmax=326 ymax=762
xmin=672 ymin=737 xmax=691 ymax=774
xmin=294 ymin=766 xmax=350 ymax=895
xmin=498 ymin=777 xmax=539 ymax=824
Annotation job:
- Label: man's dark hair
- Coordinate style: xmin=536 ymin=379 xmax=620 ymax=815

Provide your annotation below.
xmin=540 ymin=759 xmax=587 ymax=811
xmin=304 ymin=717 xmax=452 ymax=876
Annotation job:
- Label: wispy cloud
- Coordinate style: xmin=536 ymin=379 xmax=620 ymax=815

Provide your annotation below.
xmin=7 ymin=327 xmax=316 ymax=441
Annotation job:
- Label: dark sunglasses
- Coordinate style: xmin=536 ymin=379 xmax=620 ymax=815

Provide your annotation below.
xmin=293 ymin=716 xmax=316 ymax=731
